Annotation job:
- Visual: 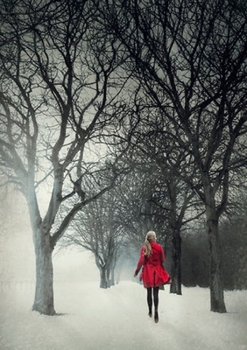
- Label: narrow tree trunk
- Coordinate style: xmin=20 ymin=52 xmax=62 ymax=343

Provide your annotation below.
xmin=107 ymin=266 xmax=115 ymax=287
xmin=106 ymin=265 xmax=111 ymax=287
xmin=170 ymin=231 xmax=182 ymax=295
xmin=168 ymin=178 xmax=182 ymax=295
xmin=32 ymin=229 xmax=55 ymax=315
xmin=206 ymin=203 xmax=226 ymax=313
xmin=110 ymin=266 xmax=115 ymax=286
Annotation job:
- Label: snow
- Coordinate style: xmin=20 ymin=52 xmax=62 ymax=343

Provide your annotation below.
xmin=0 ymin=280 xmax=247 ymax=350
xmin=1 ymin=233 xmax=247 ymax=350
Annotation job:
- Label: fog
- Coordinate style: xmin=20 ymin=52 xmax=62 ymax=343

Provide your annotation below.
xmin=0 ymin=206 xmax=132 ymax=286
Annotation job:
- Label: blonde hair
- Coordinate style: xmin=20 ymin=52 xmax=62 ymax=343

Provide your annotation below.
xmin=144 ymin=231 xmax=156 ymax=256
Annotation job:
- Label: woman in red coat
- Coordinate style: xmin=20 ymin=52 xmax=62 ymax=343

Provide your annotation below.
xmin=134 ymin=231 xmax=171 ymax=323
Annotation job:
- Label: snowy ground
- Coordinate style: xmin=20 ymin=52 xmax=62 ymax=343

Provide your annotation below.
xmin=1 ymin=203 xmax=246 ymax=350
xmin=0 ymin=280 xmax=246 ymax=350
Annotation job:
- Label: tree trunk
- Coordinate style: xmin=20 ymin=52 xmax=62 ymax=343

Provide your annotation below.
xmin=168 ymin=178 xmax=182 ymax=295
xmin=170 ymin=231 xmax=182 ymax=295
xmin=32 ymin=228 xmax=55 ymax=315
xmin=110 ymin=266 xmax=115 ymax=286
xmin=99 ymin=266 xmax=108 ymax=289
xmin=106 ymin=265 xmax=111 ymax=287
xmin=206 ymin=201 xmax=226 ymax=313
xmin=107 ymin=265 xmax=115 ymax=287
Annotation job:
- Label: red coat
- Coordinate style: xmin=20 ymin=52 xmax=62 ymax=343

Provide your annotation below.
xmin=135 ymin=242 xmax=171 ymax=288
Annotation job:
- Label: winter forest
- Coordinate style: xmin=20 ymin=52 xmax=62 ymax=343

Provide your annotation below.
xmin=1 ymin=0 xmax=247 ymax=349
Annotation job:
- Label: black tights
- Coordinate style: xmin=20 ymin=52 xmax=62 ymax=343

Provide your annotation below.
xmin=147 ymin=287 xmax=159 ymax=313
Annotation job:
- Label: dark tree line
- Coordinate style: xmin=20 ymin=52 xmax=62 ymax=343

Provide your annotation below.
xmin=182 ymin=208 xmax=247 ymax=291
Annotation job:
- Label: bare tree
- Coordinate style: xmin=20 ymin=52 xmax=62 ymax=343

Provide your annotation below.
xmin=0 ymin=0 xmax=132 ymax=314
xmin=62 ymin=188 xmax=125 ymax=288
xmin=97 ymin=0 xmax=247 ymax=312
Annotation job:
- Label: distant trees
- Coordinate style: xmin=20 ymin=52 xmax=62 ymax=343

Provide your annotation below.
xmin=61 ymin=190 xmax=126 ymax=289
xmin=97 ymin=0 xmax=247 ymax=312
xmin=181 ymin=206 xmax=247 ymax=291
xmin=181 ymin=227 xmax=210 ymax=288
xmin=61 ymin=165 xmax=170 ymax=288
xmin=181 ymin=183 xmax=247 ymax=290
xmin=112 ymin=167 xmax=170 ymax=247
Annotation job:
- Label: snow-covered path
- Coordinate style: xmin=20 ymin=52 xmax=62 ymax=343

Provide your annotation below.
xmin=0 ymin=281 xmax=246 ymax=350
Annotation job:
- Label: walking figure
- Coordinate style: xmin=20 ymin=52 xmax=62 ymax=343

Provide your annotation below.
xmin=134 ymin=231 xmax=171 ymax=323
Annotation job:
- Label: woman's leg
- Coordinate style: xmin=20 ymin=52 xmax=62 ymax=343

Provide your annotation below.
xmin=147 ymin=287 xmax=152 ymax=316
xmin=153 ymin=287 xmax=159 ymax=323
